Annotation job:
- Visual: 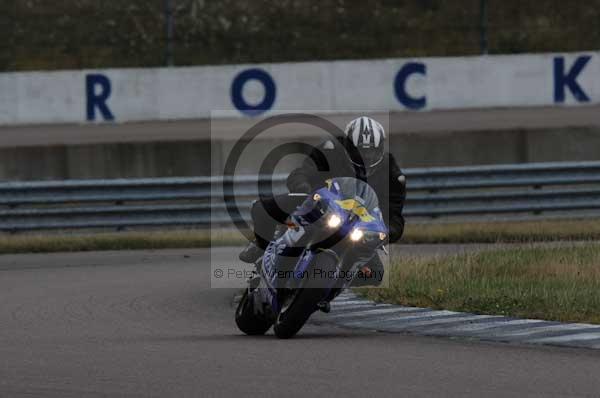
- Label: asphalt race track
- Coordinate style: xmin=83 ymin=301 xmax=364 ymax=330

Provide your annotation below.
xmin=2 ymin=247 xmax=600 ymax=397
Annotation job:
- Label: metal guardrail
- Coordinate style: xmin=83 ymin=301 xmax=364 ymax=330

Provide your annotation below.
xmin=1 ymin=161 xmax=600 ymax=232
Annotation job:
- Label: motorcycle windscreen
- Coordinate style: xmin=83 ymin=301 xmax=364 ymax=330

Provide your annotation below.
xmin=326 ymin=177 xmax=382 ymax=217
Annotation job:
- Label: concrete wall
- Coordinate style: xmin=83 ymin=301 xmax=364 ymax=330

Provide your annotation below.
xmin=1 ymin=51 xmax=600 ymax=126
xmin=3 ymin=127 xmax=600 ymax=181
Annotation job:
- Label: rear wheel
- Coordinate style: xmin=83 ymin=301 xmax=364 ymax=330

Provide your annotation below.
xmin=273 ymin=252 xmax=338 ymax=339
xmin=235 ymin=289 xmax=273 ymax=335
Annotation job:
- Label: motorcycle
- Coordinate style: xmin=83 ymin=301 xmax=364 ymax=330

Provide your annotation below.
xmin=235 ymin=177 xmax=388 ymax=339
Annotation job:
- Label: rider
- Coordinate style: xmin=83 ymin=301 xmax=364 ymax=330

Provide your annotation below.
xmin=239 ymin=116 xmax=406 ymax=286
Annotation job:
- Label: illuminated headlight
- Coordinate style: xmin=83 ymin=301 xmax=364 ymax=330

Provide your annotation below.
xmin=350 ymin=228 xmax=364 ymax=242
xmin=379 ymin=232 xmax=387 ymax=241
xmin=327 ymin=214 xmax=342 ymax=228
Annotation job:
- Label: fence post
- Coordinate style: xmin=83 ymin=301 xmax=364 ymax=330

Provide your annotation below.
xmin=479 ymin=0 xmax=488 ymax=54
xmin=165 ymin=0 xmax=174 ymax=66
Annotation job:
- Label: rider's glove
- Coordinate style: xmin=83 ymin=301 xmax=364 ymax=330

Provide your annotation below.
xmin=289 ymin=181 xmax=312 ymax=194
xmin=389 ymin=224 xmax=402 ymax=243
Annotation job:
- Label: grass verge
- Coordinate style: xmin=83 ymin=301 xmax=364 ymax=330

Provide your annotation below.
xmin=362 ymin=243 xmax=600 ymax=324
xmin=0 ymin=230 xmax=242 ymax=255
xmin=402 ymin=218 xmax=600 ymax=244
xmin=0 ymin=218 xmax=599 ymax=255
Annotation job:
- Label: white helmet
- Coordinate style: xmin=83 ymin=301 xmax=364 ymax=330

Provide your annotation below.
xmin=343 ymin=116 xmax=386 ymax=173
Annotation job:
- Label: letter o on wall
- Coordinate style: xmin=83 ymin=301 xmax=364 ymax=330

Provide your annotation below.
xmin=231 ymin=68 xmax=276 ymax=116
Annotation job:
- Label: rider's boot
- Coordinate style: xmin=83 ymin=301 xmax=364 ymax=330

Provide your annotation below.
xmin=239 ymin=240 xmax=264 ymax=263
xmin=349 ymin=265 xmax=383 ymax=287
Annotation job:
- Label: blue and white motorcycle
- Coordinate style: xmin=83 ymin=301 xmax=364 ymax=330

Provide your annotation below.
xmin=235 ymin=177 xmax=388 ymax=338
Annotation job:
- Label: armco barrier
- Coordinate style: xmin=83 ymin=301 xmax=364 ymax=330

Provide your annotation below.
xmin=1 ymin=161 xmax=600 ymax=232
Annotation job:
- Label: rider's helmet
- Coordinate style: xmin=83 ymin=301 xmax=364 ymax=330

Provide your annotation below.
xmin=342 ymin=116 xmax=386 ymax=176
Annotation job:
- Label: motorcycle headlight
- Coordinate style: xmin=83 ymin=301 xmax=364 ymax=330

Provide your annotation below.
xmin=350 ymin=228 xmax=364 ymax=242
xmin=327 ymin=214 xmax=342 ymax=228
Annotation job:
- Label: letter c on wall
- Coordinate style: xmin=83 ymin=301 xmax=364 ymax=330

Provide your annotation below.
xmin=394 ymin=62 xmax=427 ymax=110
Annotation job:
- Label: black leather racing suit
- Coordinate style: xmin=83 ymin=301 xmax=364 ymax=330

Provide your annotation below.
xmin=250 ymin=139 xmax=407 ymax=286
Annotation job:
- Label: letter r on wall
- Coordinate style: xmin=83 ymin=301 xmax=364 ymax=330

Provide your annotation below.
xmin=86 ymin=74 xmax=115 ymax=121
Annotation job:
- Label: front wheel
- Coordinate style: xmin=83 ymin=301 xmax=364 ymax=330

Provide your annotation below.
xmin=235 ymin=289 xmax=273 ymax=335
xmin=273 ymin=251 xmax=338 ymax=339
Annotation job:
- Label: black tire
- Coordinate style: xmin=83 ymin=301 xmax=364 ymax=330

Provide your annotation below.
xmin=273 ymin=252 xmax=338 ymax=339
xmin=273 ymin=288 xmax=328 ymax=339
xmin=235 ymin=290 xmax=273 ymax=336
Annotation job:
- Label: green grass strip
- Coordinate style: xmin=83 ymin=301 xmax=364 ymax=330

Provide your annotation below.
xmin=0 ymin=218 xmax=599 ymax=255
xmin=363 ymin=243 xmax=600 ymax=324
xmin=0 ymin=230 xmax=242 ymax=255
xmin=402 ymin=218 xmax=600 ymax=244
